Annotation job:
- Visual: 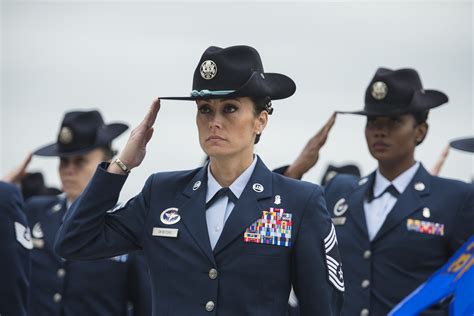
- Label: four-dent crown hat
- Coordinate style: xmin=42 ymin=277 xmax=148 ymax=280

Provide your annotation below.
xmin=338 ymin=67 xmax=448 ymax=116
xmin=34 ymin=110 xmax=128 ymax=157
xmin=160 ymin=45 xmax=296 ymax=101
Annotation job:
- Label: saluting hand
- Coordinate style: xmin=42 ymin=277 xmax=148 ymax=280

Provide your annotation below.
xmin=2 ymin=152 xmax=33 ymax=184
xmin=108 ymin=99 xmax=160 ymax=175
xmin=284 ymin=112 xmax=336 ymax=180
xmin=430 ymin=144 xmax=450 ymax=176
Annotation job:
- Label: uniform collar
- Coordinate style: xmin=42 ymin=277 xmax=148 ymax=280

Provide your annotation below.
xmin=206 ymin=155 xmax=257 ymax=203
xmin=373 ymin=161 xmax=420 ymax=197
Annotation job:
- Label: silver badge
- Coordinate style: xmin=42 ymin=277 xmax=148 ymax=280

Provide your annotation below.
xmin=58 ymin=127 xmax=73 ymax=144
xmin=32 ymin=222 xmax=44 ymax=239
xmin=274 ymin=195 xmax=281 ymax=205
xmin=422 ymin=207 xmax=431 ymax=218
xmin=371 ymin=81 xmax=388 ymax=100
xmin=333 ymin=198 xmax=348 ymax=217
xmin=414 ymin=182 xmax=425 ymax=191
xmin=160 ymin=208 xmax=181 ymax=225
xmin=358 ymin=178 xmax=368 ymax=186
xmin=52 ymin=203 xmax=62 ymax=212
xmin=252 ymin=183 xmax=264 ymax=193
xmin=200 ymin=60 xmax=217 ymax=80
xmin=193 ymin=181 xmax=201 ymax=191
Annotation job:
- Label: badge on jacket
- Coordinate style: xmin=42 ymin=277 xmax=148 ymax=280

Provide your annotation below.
xmin=244 ymin=208 xmax=292 ymax=247
xmin=324 ymin=224 xmax=345 ymax=292
xmin=14 ymin=222 xmax=33 ymax=250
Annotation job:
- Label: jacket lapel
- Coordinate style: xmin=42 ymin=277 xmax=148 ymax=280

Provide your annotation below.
xmin=43 ymin=197 xmax=67 ymax=254
xmin=372 ymin=165 xmax=431 ymax=242
xmin=178 ymin=167 xmax=216 ymax=266
xmin=213 ymin=157 xmax=273 ymax=255
xmin=346 ymin=174 xmax=374 ymax=239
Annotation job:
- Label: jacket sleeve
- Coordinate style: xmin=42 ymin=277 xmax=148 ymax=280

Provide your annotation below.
xmin=0 ymin=182 xmax=31 ymax=316
xmin=291 ymin=185 xmax=344 ymax=315
xmin=55 ymin=163 xmax=153 ymax=260
xmin=127 ymin=251 xmax=152 ymax=316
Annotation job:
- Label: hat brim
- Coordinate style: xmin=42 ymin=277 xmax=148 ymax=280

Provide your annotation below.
xmin=337 ymin=89 xmax=448 ymax=116
xmin=450 ymin=137 xmax=474 ymax=153
xmin=34 ymin=123 xmax=128 ymax=157
xmin=160 ymin=72 xmax=296 ymax=101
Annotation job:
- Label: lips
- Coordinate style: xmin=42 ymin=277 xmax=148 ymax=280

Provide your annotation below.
xmin=207 ymin=136 xmax=225 ymax=141
xmin=372 ymin=141 xmax=389 ymax=150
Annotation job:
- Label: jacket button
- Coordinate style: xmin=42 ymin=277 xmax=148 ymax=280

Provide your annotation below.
xmin=53 ymin=293 xmax=62 ymax=303
xmin=361 ymin=279 xmax=370 ymax=288
xmin=360 ymin=308 xmax=369 ymax=316
xmin=57 ymin=268 xmax=66 ymax=278
xmin=363 ymin=250 xmax=371 ymax=259
xmin=205 ymin=301 xmax=215 ymax=312
xmin=208 ymin=268 xmax=218 ymax=280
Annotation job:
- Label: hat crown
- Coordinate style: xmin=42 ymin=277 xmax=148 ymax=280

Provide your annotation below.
xmin=192 ymin=45 xmax=264 ymax=92
xmin=57 ymin=110 xmax=106 ymax=153
xmin=365 ymin=68 xmax=424 ymax=111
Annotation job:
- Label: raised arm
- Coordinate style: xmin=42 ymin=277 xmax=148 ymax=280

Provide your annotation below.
xmin=54 ymin=99 xmax=161 ymax=260
xmin=283 ymin=113 xmax=336 ymax=179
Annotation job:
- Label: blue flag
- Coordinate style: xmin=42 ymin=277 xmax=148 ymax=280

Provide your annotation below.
xmin=389 ymin=236 xmax=474 ymax=316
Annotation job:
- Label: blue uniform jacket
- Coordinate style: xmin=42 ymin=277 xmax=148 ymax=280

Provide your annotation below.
xmin=25 ymin=195 xmax=151 ymax=316
xmin=55 ymin=157 xmax=344 ymax=316
xmin=0 ymin=182 xmax=31 ymax=316
xmin=324 ymin=164 xmax=474 ymax=316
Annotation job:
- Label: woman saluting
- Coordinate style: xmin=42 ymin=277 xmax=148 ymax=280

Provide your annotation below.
xmin=55 ymin=45 xmax=344 ymax=316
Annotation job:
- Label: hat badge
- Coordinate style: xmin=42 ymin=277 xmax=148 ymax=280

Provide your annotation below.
xmin=59 ymin=127 xmax=73 ymax=144
xmin=200 ymin=60 xmax=217 ymax=80
xmin=371 ymin=81 xmax=388 ymax=100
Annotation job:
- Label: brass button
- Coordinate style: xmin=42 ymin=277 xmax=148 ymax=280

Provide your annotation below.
xmin=363 ymin=250 xmax=371 ymax=259
xmin=205 ymin=301 xmax=215 ymax=312
xmin=57 ymin=268 xmax=66 ymax=278
xmin=361 ymin=279 xmax=370 ymax=289
xmin=208 ymin=268 xmax=218 ymax=280
xmin=360 ymin=308 xmax=369 ymax=316
xmin=53 ymin=293 xmax=62 ymax=303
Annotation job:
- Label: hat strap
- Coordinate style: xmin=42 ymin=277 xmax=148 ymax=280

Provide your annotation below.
xmin=190 ymin=89 xmax=235 ymax=98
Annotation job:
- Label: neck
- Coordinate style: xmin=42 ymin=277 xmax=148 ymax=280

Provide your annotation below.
xmin=378 ymin=156 xmax=416 ymax=181
xmin=66 ymin=194 xmax=78 ymax=206
xmin=209 ymin=153 xmax=254 ymax=187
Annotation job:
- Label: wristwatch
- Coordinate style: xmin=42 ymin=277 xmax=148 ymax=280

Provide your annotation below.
xmin=113 ymin=157 xmax=131 ymax=174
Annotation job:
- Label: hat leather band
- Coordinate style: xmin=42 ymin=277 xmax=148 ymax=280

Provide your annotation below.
xmin=190 ymin=89 xmax=236 ymax=98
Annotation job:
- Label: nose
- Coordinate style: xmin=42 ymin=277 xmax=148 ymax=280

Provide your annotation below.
xmin=371 ymin=121 xmax=389 ymax=137
xmin=60 ymin=160 xmax=76 ymax=175
xmin=208 ymin=112 xmax=223 ymax=130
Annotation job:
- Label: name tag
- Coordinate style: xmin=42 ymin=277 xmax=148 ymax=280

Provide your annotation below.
xmin=152 ymin=227 xmax=179 ymax=238
xmin=332 ymin=217 xmax=347 ymax=226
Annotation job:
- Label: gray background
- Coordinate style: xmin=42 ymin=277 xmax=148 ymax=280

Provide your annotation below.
xmin=1 ymin=1 xmax=473 ymax=200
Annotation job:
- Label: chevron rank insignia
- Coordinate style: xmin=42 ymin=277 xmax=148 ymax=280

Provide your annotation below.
xmin=324 ymin=223 xmax=345 ymax=292
xmin=244 ymin=208 xmax=292 ymax=247
xmin=15 ymin=222 xmax=33 ymax=250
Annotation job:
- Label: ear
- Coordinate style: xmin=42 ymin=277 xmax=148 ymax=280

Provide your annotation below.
xmin=255 ymin=110 xmax=268 ymax=134
xmin=415 ymin=122 xmax=428 ymax=145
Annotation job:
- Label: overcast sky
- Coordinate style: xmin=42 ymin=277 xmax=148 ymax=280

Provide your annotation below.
xmin=1 ymin=1 xmax=472 ymax=200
